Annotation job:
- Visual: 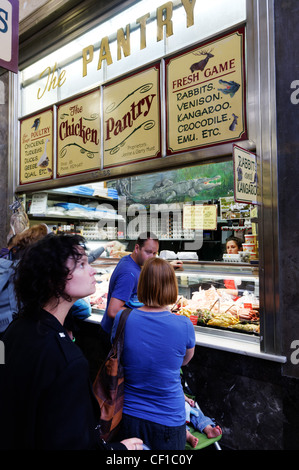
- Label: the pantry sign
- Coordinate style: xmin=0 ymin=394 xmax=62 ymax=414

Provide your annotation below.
xmin=0 ymin=0 xmax=19 ymax=73
xmin=103 ymin=64 xmax=161 ymax=168
xmin=165 ymin=27 xmax=247 ymax=154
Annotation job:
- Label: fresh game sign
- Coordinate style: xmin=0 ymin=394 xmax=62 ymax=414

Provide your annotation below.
xmin=165 ymin=28 xmax=247 ymax=154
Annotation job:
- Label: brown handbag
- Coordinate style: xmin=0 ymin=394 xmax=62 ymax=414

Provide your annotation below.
xmin=93 ymin=308 xmax=131 ymax=442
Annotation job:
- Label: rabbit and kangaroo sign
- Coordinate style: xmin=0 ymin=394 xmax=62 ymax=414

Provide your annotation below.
xmin=166 ymin=28 xmax=247 ymax=154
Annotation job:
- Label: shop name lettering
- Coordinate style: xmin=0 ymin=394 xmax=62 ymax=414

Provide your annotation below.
xmin=37 ymin=62 xmax=66 ymax=99
xmin=82 ymin=0 xmax=196 ymax=77
xmin=36 ymin=0 xmax=196 ymax=98
xmin=59 ymin=118 xmax=99 ymax=144
xmin=59 ymin=105 xmax=99 ymax=144
xmin=105 ymin=94 xmax=155 ymax=140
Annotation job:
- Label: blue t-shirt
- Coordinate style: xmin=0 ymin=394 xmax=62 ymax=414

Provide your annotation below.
xmin=101 ymin=255 xmax=143 ymax=334
xmin=111 ymin=308 xmax=196 ymax=426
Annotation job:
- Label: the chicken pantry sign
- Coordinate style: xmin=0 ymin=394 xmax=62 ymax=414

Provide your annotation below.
xmin=0 ymin=0 xmax=19 ymax=73
xmin=56 ymin=88 xmax=101 ymax=177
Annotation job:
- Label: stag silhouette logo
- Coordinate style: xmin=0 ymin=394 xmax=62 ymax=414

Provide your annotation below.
xmin=190 ymin=49 xmax=214 ymax=73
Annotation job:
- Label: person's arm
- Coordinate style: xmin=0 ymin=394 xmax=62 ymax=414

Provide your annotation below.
xmin=182 ymin=347 xmax=195 ymax=366
xmin=182 ymin=317 xmax=196 ymax=366
xmin=107 ymin=297 xmax=126 ymax=319
xmin=88 ymin=242 xmax=116 ymax=264
xmin=170 ymin=260 xmax=183 ymax=270
xmin=107 ymin=269 xmax=137 ymax=319
xmin=121 ymin=438 xmax=144 ymax=450
xmin=88 ymin=246 xmax=105 ymax=263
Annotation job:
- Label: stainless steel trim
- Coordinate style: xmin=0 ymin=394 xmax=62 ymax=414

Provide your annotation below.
xmin=248 ymin=0 xmax=279 ymax=354
xmin=8 ymin=72 xmax=19 ymax=198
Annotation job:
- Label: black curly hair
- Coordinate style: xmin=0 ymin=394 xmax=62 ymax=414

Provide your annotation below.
xmin=14 ymin=233 xmax=86 ymax=319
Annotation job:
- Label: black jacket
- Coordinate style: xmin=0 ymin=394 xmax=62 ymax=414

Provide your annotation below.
xmin=0 ymin=310 xmax=124 ymax=450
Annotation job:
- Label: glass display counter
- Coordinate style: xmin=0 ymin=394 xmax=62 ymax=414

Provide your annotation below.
xmin=89 ymin=258 xmax=259 ymax=337
xmin=173 ymin=261 xmax=259 ymax=335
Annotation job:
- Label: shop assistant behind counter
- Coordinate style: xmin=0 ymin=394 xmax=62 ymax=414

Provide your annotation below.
xmin=217 ymin=235 xmax=254 ymax=299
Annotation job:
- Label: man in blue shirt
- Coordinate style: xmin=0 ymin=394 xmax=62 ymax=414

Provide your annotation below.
xmin=101 ymin=232 xmax=159 ymax=336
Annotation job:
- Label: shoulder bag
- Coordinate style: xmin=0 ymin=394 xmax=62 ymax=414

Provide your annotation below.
xmin=93 ymin=308 xmax=131 ymax=442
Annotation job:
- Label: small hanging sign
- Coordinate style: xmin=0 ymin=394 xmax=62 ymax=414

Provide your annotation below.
xmin=233 ymin=144 xmax=258 ymax=204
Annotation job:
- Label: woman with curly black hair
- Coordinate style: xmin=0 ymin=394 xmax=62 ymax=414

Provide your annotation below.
xmin=0 ymin=233 xmax=142 ymax=451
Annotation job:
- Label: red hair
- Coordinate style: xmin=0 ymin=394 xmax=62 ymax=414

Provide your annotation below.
xmin=137 ymin=257 xmax=178 ymax=307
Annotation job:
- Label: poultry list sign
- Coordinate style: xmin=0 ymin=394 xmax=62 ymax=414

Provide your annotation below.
xmin=19 ymin=109 xmax=53 ymax=184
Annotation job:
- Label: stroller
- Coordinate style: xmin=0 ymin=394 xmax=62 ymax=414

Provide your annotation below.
xmin=181 ymin=369 xmax=222 ymax=450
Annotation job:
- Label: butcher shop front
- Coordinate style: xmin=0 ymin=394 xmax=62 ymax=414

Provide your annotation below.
xmin=2 ymin=0 xmax=299 ymax=449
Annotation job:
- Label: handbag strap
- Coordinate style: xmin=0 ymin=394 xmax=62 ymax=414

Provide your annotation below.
xmin=113 ymin=307 xmax=132 ymax=345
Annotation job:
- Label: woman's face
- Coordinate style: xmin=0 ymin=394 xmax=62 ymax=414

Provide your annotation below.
xmin=226 ymin=240 xmax=239 ymax=254
xmin=64 ymin=249 xmax=97 ymax=301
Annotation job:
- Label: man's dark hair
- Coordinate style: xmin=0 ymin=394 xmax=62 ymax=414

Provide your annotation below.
xmin=136 ymin=231 xmax=158 ymax=248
